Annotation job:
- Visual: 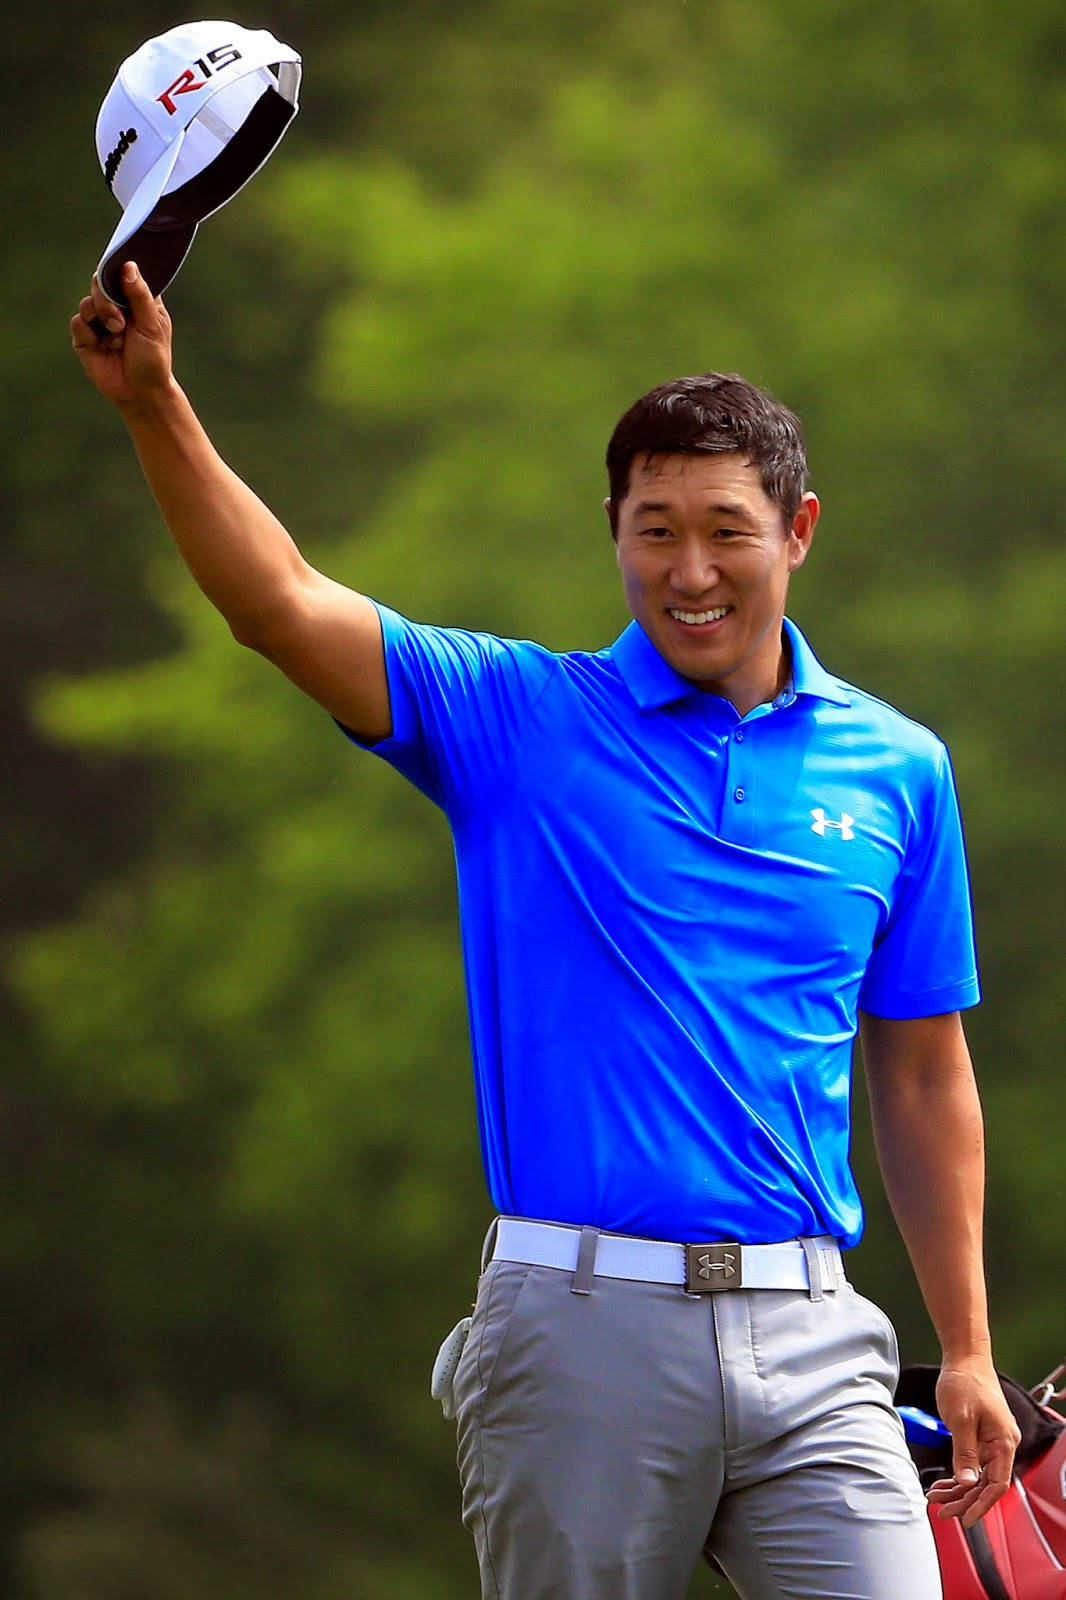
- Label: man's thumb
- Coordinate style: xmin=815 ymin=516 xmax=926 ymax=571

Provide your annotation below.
xmin=952 ymin=1437 xmax=980 ymax=1484
xmin=122 ymin=261 xmax=157 ymax=319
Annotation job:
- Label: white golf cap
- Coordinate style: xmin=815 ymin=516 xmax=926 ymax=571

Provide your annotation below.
xmin=95 ymin=20 xmax=301 ymax=305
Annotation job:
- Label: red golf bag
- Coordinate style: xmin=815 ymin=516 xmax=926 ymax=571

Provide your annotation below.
xmin=897 ymin=1364 xmax=1066 ymax=1599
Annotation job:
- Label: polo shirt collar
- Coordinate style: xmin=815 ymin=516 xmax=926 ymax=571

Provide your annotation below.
xmin=781 ymin=617 xmax=852 ymax=706
xmin=610 ymin=615 xmax=851 ymax=711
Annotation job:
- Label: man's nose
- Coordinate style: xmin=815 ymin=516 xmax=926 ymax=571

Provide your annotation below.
xmin=670 ymin=543 xmax=719 ymax=594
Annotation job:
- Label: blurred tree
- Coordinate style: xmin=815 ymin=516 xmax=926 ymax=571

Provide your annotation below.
xmin=5 ymin=0 xmax=1065 ymax=1594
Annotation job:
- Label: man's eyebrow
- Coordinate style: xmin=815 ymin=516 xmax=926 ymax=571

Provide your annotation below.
xmin=704 ymin=500 xmax=756 ymax=522
xmin=631 ymin=498 xmax=756 ymax=522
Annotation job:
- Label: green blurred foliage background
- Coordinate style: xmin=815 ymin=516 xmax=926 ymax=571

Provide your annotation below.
xmin=4 ymin=1 xmax=1065 ymax=1593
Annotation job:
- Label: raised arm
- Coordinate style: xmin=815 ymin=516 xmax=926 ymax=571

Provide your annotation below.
xmin=859 ymin=1009 xmax=1020 ymax=1525
xmin=70 ymin=260 xmax=390 ymax=742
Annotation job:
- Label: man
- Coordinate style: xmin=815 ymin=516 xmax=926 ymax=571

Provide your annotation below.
xmin=73 ymin=263 xmax=1019 ymax=1600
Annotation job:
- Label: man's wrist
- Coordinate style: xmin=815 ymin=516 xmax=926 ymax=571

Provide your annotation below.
xmin=938 ymin=1340 xmax=995 ymax=1370
xmin=117 ymin=376 xmax=186 ymax=427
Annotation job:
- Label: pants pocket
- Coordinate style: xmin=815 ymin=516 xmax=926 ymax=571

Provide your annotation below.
xmin=453 ymin=1261 xmax=535 ymax=1425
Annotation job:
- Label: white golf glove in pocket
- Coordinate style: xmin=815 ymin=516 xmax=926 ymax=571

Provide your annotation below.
xmin=430 ymin=1316 xmax=472 ymax=1420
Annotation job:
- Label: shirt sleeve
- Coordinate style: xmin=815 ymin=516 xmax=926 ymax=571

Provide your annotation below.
xmin=336 ymin=601 xmax=558 ymax=813
xmin=858 ymin=745 xmax=981 ymax=1019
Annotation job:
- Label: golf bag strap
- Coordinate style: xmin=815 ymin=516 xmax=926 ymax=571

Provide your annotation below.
xmin=962 ymin=1520 xmax=1012 ymax=1600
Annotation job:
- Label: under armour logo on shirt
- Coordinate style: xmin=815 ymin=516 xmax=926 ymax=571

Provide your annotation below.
xmin=811 ymin=808 xmax=855 ymax=840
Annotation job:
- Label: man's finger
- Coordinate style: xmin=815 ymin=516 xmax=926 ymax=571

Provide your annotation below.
xmin=929 ymin=1428 xmax=1016 ymax=1526
xmin=926 ymin=1476 xmax=971 ymax=1504
xmin=950 ymin=1433 xmax=981 ymax=1488
xmin=973 ymin=1434 xmax=1016 ymax=1503
xmin=72 ymin=296 xmax=125 ymax=351
xmin=930 ymin=1474 xmax=989 ymax=1522
xmin=927 ymin=1475 xmax=981 ymax=1511
xmin=89 ymin=272 xmax=125 ymax=334
xmin=121 ymin=261 xmax=162 ymax=325
xmin=73 ymin=301 xmax=104 ymax=347
xmin=960 ymin=1473 xmax=1011 ymax=1527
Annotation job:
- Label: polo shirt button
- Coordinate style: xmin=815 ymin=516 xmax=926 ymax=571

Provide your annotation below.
xmin=734 ymin=730 xmax=745 ymax=742
xmin=733 ymin=787 xmax=746 ymax=802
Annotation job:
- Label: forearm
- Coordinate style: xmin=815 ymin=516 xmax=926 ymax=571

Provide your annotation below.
xmin=73 ymin=267 xmax=389 ymax=737
xmin=861 ymin=1013 xmax=990 ymax=1362
xmin=119 ymin=378 xmax=312 ymax=645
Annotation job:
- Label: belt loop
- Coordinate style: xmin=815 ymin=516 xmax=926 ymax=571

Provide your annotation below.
xmin=571 ymin=1226 xmax=600 ymax=1296
xmin=481 ymin=1217 xmax=500 ymax=1273
xmin=801 ymin=1236 xmax=824 ymax=1303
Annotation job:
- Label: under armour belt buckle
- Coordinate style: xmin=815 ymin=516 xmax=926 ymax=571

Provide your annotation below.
xmin=685 ymin=1241 xmax=743 ymax=1292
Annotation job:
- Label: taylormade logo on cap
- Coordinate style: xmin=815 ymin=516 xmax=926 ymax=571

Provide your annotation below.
xmin=103 ymin=127 xmax=139 ymax=192
xmin=94 ymin=20 xmax=301 ymax=304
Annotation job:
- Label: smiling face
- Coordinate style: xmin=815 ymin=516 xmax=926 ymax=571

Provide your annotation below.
xmin=611 ymin=452 xmax=819 ymax=715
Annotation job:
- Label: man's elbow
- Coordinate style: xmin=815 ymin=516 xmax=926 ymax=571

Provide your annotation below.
xmin=225 ymin=583 xmax=311 ymax=658
xmin=228 ymin=613 xmax=273 ymax=653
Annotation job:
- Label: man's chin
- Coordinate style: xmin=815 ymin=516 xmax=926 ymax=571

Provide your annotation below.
xmin=658 ymin=634 xmax=733 ymax=684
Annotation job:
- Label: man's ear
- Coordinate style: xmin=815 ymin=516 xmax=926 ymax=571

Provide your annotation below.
xmin=787 ymin=492 xmax=819 ymax=572
xmin=604 ymin=495 xmax=618 ymax=541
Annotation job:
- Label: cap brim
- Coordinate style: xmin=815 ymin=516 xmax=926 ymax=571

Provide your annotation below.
xmin=98 ymin=221 xmax=199 ymax=308
xmin=96 ymin=131 xmax=190 ymax=307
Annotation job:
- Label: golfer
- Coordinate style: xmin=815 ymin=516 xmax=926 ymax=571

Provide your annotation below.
xmin=73 ymin=264 xmax=1019 ymax=1600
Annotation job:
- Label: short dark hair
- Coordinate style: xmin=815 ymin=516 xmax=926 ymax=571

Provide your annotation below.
xmin=605 ymin=372 xmax=808 ymax=532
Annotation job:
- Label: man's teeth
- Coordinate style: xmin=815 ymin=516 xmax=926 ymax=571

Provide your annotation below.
xmin=670 ymin=607 xmax=729 ymax=625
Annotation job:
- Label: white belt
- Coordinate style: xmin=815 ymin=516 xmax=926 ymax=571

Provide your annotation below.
xmin=491 ymin=1216 xmax=845 ymax=1294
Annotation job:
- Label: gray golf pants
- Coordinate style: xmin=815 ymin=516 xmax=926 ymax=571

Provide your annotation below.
xmin=448 ymin=1233 xmax=941 ymax=1600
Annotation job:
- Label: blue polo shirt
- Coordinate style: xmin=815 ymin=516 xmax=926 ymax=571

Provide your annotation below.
xmin=343 ymin=605 xmax=979 ymax=1248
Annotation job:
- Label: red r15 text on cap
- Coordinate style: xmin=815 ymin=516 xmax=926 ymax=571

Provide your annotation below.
xmin=156 ymin=44 xmax=243 ymax=115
